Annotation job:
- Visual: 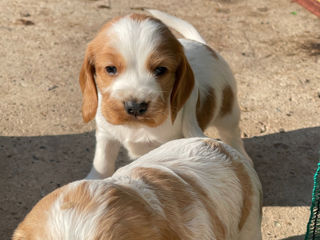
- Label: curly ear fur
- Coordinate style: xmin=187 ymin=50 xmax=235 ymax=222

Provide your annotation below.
xmin=170 ymin=55 xmax=195 ymax=123
xmin=79 ymin=46 xmax=98 ymax=123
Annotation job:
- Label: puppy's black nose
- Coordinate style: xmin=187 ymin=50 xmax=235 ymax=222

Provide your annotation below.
xmin=124 ymin=101 xmax=149 ymax=116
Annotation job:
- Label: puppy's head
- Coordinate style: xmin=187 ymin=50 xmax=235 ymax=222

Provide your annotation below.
xmin=12 ymin=180 xmax=179 ymax=240
xmin=79 ymin=13 xmax=194 ymax=127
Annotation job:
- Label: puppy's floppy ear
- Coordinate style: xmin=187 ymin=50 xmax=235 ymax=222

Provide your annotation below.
xmin=170 ymin=54 xmax=195 ymax=124
xmin=79 ymin=45 xmax=98 ymax=123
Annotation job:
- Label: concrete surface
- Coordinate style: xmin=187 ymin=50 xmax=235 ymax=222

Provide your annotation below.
xmin=1 ymin=0 xmax=320 ymax=239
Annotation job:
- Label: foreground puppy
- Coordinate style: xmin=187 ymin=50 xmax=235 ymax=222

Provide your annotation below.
xmin=80 ymin=9 xmax=249 ymax=179
xmin=13 ymin=138 xmax=262 ymax=240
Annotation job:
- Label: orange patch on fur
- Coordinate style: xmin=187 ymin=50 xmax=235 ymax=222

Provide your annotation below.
xmin=219 ymin=85 xmax=234 ymax=117
xmin=79 ymin=16 xmax=124 ymax=123
xmin=196 ymin=88 xmax=216 ymax=130
xmin=132 ymin=167 xmax=196 ymax=239
xmin=146 ymin=34 xmax=181 ymax=106
xmin=143 ymin=15 xmax=194 ymax=125
xmin=61 ymin=182 xmax=97 ymax=213
xmin=94 ymin=183 xmax=182 ymax=240
xmin=231 ymin=161 xmax=253 ymax=230
xmin=176 ymin=172 xmax=227 ymax=240
xmin=203 ymin=139 xmax=253 ymax=231
xmin=12 ymin=186 xmax=65 ymax=240
xmin=79 ymin=48 xmax=98 ymax=123
xmin=170 ymin=55 xmax=195 ymax=123
xmin=129 ymin=13 xmax=151 ymax=22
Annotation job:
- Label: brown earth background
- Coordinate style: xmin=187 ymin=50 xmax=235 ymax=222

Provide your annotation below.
xmin=1 ymin=0 xmax=320 ymax=239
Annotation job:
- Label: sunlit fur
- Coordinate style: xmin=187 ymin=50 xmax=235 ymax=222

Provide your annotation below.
xmin=13 ymin=138 xmax=262 ymax=240
xmin=79 ymin=10 xmax=250 ymax=179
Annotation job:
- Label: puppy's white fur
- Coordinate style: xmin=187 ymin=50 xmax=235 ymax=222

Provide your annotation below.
xmin=13 ymin=138 xmax=262 ymax=240
xmin=79 ymin=10 xmax=249 ymax=179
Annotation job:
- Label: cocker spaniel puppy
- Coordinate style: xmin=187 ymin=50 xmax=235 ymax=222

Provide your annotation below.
xmin=79 ymin=10 xmax=250 ymax=178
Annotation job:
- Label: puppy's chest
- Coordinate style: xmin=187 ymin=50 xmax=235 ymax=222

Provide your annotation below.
xmin=114 ymin=127 xmax=165 ymax=159
xmin=106 ymin=121 xmax=183 ymax=159
xmin=124 ymin=140 xmax=161 ymax=159
xmin=97 ymin=109 xmax=184 ymax=157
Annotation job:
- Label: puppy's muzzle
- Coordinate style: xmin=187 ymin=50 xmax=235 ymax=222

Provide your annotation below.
xmin=124 ymin=101 xmax=149 ymax=117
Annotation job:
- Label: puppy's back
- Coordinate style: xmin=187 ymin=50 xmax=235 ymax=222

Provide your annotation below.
xmin=115 ymin=137 xmax=262 ymax=239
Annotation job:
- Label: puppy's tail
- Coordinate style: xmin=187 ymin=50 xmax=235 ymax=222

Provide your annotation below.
xmin=147 ymin=9 xmax=206 ymax=44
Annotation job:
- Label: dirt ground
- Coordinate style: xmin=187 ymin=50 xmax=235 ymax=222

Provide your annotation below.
xmin=1 ymin=0 xmax=319 ymax=239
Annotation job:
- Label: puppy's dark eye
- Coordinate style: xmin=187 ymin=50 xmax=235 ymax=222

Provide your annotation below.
xmin=154 ymin=66 xmax=167 ymax=77
xmin=105 ymin=66 xmax=117 ymax=75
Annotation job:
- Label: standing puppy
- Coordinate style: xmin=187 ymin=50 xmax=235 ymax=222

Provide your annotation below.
xmin=80 ymin=10 xmax=249 ymax=179
xmin=13 ymin=138 xmax=262 ymax=240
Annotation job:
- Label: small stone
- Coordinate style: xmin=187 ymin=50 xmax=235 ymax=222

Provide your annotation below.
xmin=16 ymin=19 xmax=35 ymax=26
xmin=98 ymin=5 xmax=110 ymax=9
xmin=279 ymin=128 xmax=285 ymax=133
xmin=258 ymin=121 xmax=267 ymax=133
xmin=130 ymin=7 xmax=145 ymax=10
xmin=286 ymin=111 xmax=293 ymax=116
xmin=48 ymin=85 xmax=58 ymax=91
xmin=20 ymin=12 xmax=31 ymax=17
xmin=274 ymin=221 xmax=281 ymax=227
xmin=273 ymin=142 xmax=289 ymax=149
xmin=258 ymin=7 xmax=268 ymax=12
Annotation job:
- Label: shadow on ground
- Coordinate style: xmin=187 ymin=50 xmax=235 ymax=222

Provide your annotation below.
xmin=244 ymin=126 xmax=319 ymax=207
xmin=281 ymin=235 xmax=305 ymax=240
xmin=1 ymin=127 xmax=319 ymax=238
